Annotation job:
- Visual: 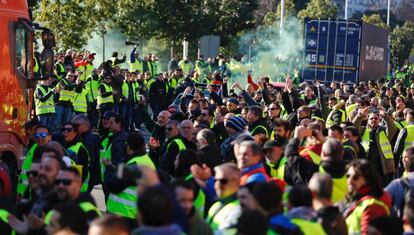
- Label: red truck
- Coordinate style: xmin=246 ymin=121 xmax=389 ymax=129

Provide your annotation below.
xmin=0 ymin=0 xmax=54 ymax=198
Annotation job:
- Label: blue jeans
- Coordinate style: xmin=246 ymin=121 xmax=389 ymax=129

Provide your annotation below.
xmin=55 ymin=105 xmax=73 ymax=130
xmin=37 ymin=114 xmax=54 ymax=128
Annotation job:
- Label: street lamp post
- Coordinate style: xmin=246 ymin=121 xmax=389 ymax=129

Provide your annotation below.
xmin=100 ymin=25 xmax=107 ymax=64
xmin=344 ymin=0 xmax=348 ymax=19
xmin=280 ymin=0 xmax=285 ymax=33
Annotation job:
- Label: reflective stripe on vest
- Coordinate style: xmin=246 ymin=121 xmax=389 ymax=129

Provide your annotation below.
xmin=17 ymin=144 xmax=38 ymax=196
xmin=207 ymin=199 xmax=240 ymax=231
xmin=326 ymin=109 xmax=346 ymax=128
xmin=106 ymin=155 xmax=154 ymax=218
xmin=185 ymin=174 xmax=206 ymax=215
xmin=73 ymin=89 xmax=88 ymax=113
xmin=346 ymin=198 xmax=390 ymax=234
xmin=403 ymin=125 xmax=414 ymax=150
xmin=35 ymin=85 xmax=55 ymax=115
xmin=68 ymin=142 xmax=90 ymax=192
xmin=361 ymin=128 xmax=393 ymax=159
xmin=395 ymin=120 xmax=408 ymax=130
xmin=97 ymin=83 xmax=113 ymax=106
xmin=166 ymin=139 xmax=186 ymax=153
xmin=319 ymin=166 xmax=347 ymax=203
xmin=300 ymin=149 xmax=321 ymax=165
xmin=291 ymin=218 xmax=327 ymax=235
xmin=251 ymin=125 xmax=269 ymax=138
xmin=129 ymin=60 xmax=143 ymax=73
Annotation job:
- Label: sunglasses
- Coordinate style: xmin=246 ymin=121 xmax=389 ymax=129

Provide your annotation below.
xmin=55 ymin=179 xmax=73 ymax=186
xmin=346 ymin=173 xmax=360 ymax=181
xmin=34 ymin=133 xmax=48 ymax=139
xmin=214 ymin=178 xmax=229 ymax=185
xmin=61 ymin=127 xmax=74 ymax=133
xmin=27 ymin=171 xmax=39 ymax=177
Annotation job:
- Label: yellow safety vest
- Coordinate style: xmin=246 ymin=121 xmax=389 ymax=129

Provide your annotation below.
xmin=33 ymin=56 xmax=39 ymax=73
xmin=300 ymin=148 xmax=321 ymax=165
xmin=179 ymin=61 xmax=192 ymax=75
xmin=395 ymin=120 xmax=408 ymax=130
xmin=0 ymin=209 xmax=15 ymax=235
xmin=35 ymin=85 xmax=55 ymax=115
xmin=59 ymin=80 xmax=74 ymax=103
xmin=361 ymin=128 xmax=393 ymax=160
xmin=346 ymin=103 xmax=357 ymax=119
xmin=129 ymin=60 xmax=143 ymax=73
xmin=326 ymin=109 xmax=346 ymax=128
xmin=185 ymin=174 xmax=206 ymax=215
xmin=86 ymin=77 xmax=100 ymax=102
xmin=100 ymin=132 xmax=113 ymax=182
xmin=346 ymin=198 xmax=390 ymax=234
xmin=166 ymin=138 xmax=187 ymax=153
xmin=251 ymin=125 xmax=269 ymax=138
xmin=266 ymin=156 xmax=287 ymax=180
xmin=291 ymin=218 xmax=327 ymax=235
xmin=106 ymin=154 xmax=155 ymax=218
xmin=403 ymin=124 xmax=414 ymax=151
xmin=68 ymin=142 xmax=90 ymax=192
xmin=319 ymin=166 xmax=347 ymax=203
xmin=17 ymin=144 xmax=38 ymax=196
xmin=73 ymin=88 xmax=88 ymax=113
xmin=97 ymin=83 xmax=113 ymax=107
xmin=55 ymin=62 xmax=65 ymax=80
xmin=121 ymin=82 xmax=130 ymax=102
xmin=207 ymin=198 xmax=240 ymax=232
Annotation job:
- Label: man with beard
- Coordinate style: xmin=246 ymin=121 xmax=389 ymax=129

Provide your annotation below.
xmin=270 ymin=119 xmax=291 ymax=146
xmin=11 ymin=153 xmax=64 ymax=234
xmin=55 ymin=167 xmax=100 ymax=223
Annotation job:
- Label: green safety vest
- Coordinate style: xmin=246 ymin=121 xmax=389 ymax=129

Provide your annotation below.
xmin=195 ymin=60 xmax=207 ymax=76
xmin=266 ymin=156 xmax=287 ymax=180
xmin=166 ymin=138 xmax=187 ymax=153
xmin=403 ymin=124 xmax=414 ymax=151
xmin=17 ymin=144 xmax=38 ymax=196
xmin=86 ymin=77 xmax=99 ymax=102
xmin=97 ymin=83 xmax=113 ymax=107
xmin=121 ymin=82 xmax=130 ymax=102
xmin=179 ymin=61 xmax=192 ymax=75
xmin=300 ymin=148 xmax=321 ymax=165
xmin=68 ymin=142 xmax=90 ymax=192
xmin=326 ymin=109 xmax=346 ymax=128
xmin=207 ymin=198 xmax=240 ymax=232
xmin=169 ymin=77 xmax=180 ymax=89
xmin=35 ymin=85 xmax=55 ymax=115
xmin=55 ymin=62 xmax=65 ymax=80
xmin=100 ymin=132 xmax=113 ymax=182
xmin=132 ymin=82 xmax=140 ymax=103
xmin=107 ymin=154 xmax=155 ymax=218
xmin=395 ymin=120 xmax=408 ymax=130
xmin=83 ymin=64 xmax=94 ymax=81
xmin=319 ymin=166 xmax=347 ymax=203
xmin=291 ymin=218 xmax=327 ymax=235
xmin=129 ymin=60 xmax=143 ymax=73
xmin=251 ymin=125 xmax=269 ymax=138
xmin=185 ymin=174 xmax=206 ymax=215
xmin=361 ymin=128 xmax=393 ymax=160
xmin=147 ymin=61 xmax=157 ymax=78
xmin=73 ymin=88 xmax=88 ymax=113
xmin=0 ymin=209 xmax=15 ymax=235
xmin=146 ymin=78 xmax=155 ymax=89
xmin=346 ymin=103 xmax=357 ymax=119
xmin=59 ymin=79 xmax=74 ymax=102
xmin=345 ymin=198 xmax=390 ymax=234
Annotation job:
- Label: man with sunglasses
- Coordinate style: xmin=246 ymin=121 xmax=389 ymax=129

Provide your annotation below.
xmin=17 ymin=125 xmax=53 ymax=197
xmin=55 ymin=167 xmax=100 ymax=223
xmin=206 ymin=163 xmax=241 ymax=234
xmin=355 ymin=107 xmax=397 ymax=184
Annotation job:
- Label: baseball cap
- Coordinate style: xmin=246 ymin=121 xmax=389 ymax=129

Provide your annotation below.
xmin=263 ymin=140 xmax=284 ymax=150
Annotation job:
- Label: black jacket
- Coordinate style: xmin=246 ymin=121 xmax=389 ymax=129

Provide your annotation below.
xmin=81 ymin=131 xmax=101 ymax=188
xmin=284 ymin=138 xmax=318 ymax=185
xmin=316 ymin=206 xmax=347 ymax=235
xmin=109 ymin=131 xmax=128 ymax=166
xmin=160 ymin=136 xmax=196 ymax=176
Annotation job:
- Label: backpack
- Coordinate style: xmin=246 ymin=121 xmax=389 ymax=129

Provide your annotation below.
xmin=398 ymin=177 xmax=414 ymax=218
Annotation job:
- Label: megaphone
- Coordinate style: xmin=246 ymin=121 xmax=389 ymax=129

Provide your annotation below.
xmin=125 ymin=41 xmax=139 ymax=46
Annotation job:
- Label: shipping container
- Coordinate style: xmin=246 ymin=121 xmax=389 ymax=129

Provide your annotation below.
xmin=302 ymin=18 xmax=388 ymax=84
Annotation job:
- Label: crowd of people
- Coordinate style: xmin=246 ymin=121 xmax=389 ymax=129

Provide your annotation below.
xmin=2 ymin=46 xmax=414 ymax=235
